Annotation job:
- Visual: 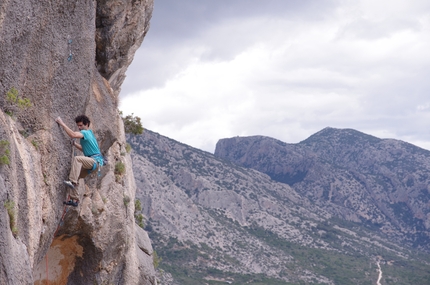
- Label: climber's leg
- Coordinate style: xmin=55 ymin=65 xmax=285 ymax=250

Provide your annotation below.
xmin=64 ymin=156 xmax=95 ymax=205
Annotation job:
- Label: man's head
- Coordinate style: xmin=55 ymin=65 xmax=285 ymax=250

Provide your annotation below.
xmin=75 ymin=115 xmax=90 ymax=130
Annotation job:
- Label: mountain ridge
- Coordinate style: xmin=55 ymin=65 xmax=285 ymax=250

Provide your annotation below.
xmin=129 ymin=128 xmax=430 ymax=285
xmin=215 ymin=127 xmax=430 ymax=251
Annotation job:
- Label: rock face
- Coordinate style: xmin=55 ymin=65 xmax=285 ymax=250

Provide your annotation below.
xmin=96 ymin=0 xmax=153 ymax=95
xmin=0 ymin=0 xmax=155 ymax=284
xmin=129 ymin=130 xmax=430 ymax=284
xmin=215 ymin=127 xmax=430 ymax=250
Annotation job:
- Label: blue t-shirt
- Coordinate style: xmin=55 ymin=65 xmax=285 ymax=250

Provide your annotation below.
xmin=80 ymin=130 xmax=102 ymax=165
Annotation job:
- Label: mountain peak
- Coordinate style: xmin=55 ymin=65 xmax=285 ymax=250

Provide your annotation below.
xmin=302 ymin=127 xmax=381 ymax=146
xmin=215 ymin=127 xmax=430 ymax=253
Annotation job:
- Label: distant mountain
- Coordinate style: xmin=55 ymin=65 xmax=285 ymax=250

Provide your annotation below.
xmin=128 ymin=129 xmax=430 ymax=285
xmin=215 ymin=127 xmax=430 ymax=250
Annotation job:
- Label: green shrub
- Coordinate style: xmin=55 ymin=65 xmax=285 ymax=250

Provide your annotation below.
xmin=3 ymin=87 xmax=32 ymax=116
xmin=125 ymin=143 xmax=132 ymax=153
xmin=31 ymin=140 xmax=38 ymax=149
xmin=114 ymin=161 xmax=126 ymax=175
xmin=0 ymin=140 xmax=9 ymax=148
xmin=0 ymin=140 xmax=10 ymax=165
xmin=135 ymin=199 xmax=142 ymax=211
xmin=134 ymin=199 xmax=145 ymax=228
xmin=135 ymin=213 xmax=145 ymax=228
xmin=4 ymin=200 xmax=18 ymax=237
xmin=0 ymin=155 xmax=10 ymax=165
xmin=17 ymin=97 xmax=32 ymax=109
xmin=123 ymin=195 xmax=131 ymax=207
xmin=153 ymin=250 xmax=162 ymax=269
xmin=115 ymin=161 xmax=125 ymax=182
xmin=6 ymin=87 xmax=18 ymax=103
xmin=122 ymin=113 xmax=144 ymax=135
xmin=43 ymin=173 xmax=49 ymax=186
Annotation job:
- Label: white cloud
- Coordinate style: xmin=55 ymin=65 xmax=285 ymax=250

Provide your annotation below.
xmin=121 ymin=0 xmax=430 ymax=152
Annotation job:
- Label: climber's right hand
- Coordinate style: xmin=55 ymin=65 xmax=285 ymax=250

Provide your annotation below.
xmin=55 ymin=116 xmax=64 ymax=126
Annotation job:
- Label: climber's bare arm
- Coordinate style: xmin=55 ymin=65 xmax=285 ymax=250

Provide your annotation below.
xmin=72 ymin=140 xmax=83 ymax=151
xmin=55 ymin=117 xmax=84 ymax=139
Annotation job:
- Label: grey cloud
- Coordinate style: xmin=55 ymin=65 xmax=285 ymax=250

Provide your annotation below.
xmin=337 ymin=18 xmax=422 ymax=40
xmin=121 ymin=0 xmax=338 ymax=95
xmin=121 ymin=45 xmax=198 ymax=95
xmin=150 ymin=0 xmax=337 ymax=42
xmin=120 ymin=0 xmax=430 ymax=152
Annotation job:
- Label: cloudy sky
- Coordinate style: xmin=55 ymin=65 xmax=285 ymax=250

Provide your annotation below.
xmin=120 ymin=0 xmax=430 ymax=153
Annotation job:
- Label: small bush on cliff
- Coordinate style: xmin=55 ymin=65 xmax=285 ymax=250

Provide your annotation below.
xmin=0 ymin=140 xmax=11 ymax=166
xmin=31 ymin=140 xmax=38 ymax=149
xmin=123 ymin=195 xmax=131 ymax=207
xmin=3 ymin=87 xmax=32 ymax=117
xmin=134 ymin=199 xmax=145 ymax=228
xmin=114 ymin=161 xmax=126 ymax=183
xmin=0 ymin=155 xmax=9 ymax=165
xmin=125 ymin=143 xmax=132 ymax=153
xmin=4 ymin=200 xmax=18 ymax=237
xmin=115 ymin=161 xmax=125 ymax=175
xmin=153 ymin=250 xmax=162 ymax=269
xmin=122 ymin=113 xmax=144 ymax=135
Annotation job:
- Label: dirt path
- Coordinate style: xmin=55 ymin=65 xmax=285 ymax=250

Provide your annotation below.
xmin=376 ymin=261 xmax=382 ymax=285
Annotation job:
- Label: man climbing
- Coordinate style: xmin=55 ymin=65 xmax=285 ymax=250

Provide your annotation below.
xmin=55 ymin=115 xmax=104 ymax=207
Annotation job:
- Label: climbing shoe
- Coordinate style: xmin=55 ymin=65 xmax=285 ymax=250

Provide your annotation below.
xmin=63 ymin=180 xmax=75 ymax=189
xmin=63 ymin=200 xmax=79 ymax=207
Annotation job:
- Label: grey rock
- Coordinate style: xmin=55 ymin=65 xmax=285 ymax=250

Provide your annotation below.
xmin=136 ymin=224 xmax=154 ymax=256
xmin=96 ymin=0 xmax=154 ymax=96
xmin=0 ymin=0 xmax=155 ymax=284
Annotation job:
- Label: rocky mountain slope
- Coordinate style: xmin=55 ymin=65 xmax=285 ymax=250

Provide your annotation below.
xmin=215 ymin=127 xmax=430 ymax=251
xmin=129 ymin=129 xmax=430 ymax=285
xmin=0 ymin=1 xmax=155 ymax=284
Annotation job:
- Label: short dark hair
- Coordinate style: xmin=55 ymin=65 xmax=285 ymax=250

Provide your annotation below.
xmin=75 ymin=115 xmax=91 ymax=127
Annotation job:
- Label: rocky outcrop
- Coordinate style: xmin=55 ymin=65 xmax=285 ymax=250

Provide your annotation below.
xmin=96 ymin=0 xmax=153 ymax=95
xmin=215 ymin=127 xmax=430 ymax=251
xmin=0 ymin=0 xmax=154 ymax=284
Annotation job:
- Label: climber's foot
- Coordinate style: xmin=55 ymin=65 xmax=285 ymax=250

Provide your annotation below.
xmin=63 ymin=180 xmax=76 ymax=189
xmin=63 ymin=200 xmax=79 ymax=207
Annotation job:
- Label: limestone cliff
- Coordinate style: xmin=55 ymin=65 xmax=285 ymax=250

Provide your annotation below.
xmin=0 ymin=0 xmax=155 ymax=284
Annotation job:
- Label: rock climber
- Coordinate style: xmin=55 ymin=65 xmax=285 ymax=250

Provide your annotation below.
xmin=55 ymin=115 xmax=104 ymax=207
